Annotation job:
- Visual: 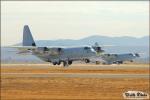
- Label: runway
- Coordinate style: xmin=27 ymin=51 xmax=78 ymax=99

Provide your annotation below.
xmin=1 ymin=64 xmax=149 ymax=70
xmin=2 ymin=73 xmax=149 ymax=78
xmin=1 ymin=64 xmax=149 ymax=100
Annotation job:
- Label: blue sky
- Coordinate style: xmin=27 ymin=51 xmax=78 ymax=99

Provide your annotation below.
xmin=1 ymin=1 xmax=149 ymax=46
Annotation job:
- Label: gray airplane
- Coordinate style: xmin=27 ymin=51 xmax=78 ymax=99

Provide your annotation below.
xmin=87 ymin=43 xmax=140 ymax=64
xmin=88 ymin=52 xmax=140 ymax=64
xmin=16 ymin=25 xmax=102 ymax=67
xmin=97 ymin=53 xmax=140 ymax=64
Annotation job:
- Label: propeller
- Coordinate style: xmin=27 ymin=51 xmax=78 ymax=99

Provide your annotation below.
xmin=92 ymin=42 xmax=105 ymax=53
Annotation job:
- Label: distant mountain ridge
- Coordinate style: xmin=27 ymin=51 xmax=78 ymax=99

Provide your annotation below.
xmin=15 ymin=35 xmax=149 ymax=46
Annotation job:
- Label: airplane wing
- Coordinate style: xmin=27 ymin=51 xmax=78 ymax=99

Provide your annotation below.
xmin=10 ymin=46 xmax=37 ymax=50
xmin=10 ymin=46 xmax=63 ymax=56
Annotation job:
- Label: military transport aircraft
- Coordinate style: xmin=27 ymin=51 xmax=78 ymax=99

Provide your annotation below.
xmin=87 ymin=43 xmax=140 ymax=64
xmin=15 ymin=25 xmax=104 ymax=67
xmin=89 ymin=53 xmax=140 ymax=64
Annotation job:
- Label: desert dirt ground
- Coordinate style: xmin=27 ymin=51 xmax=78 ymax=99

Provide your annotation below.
xmin=1 ymin=64 xmax=150 ymax=100
xmin=1 ymin=63 xmax=149 ymax=74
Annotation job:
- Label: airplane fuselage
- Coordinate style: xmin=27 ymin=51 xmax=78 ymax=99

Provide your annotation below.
xmin=89 ymin=53 xmax=139 ymax=64
xmin=31 ymin=46 xmax=96 ymax=66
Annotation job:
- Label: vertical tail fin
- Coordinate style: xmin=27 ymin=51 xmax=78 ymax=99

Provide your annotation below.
xmin=23 ymin=25 xmax=36 ymax=46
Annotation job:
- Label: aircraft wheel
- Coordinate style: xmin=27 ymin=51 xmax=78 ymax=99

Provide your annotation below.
xmin=63 ymin=61 xmax=68 ymax=67
xmin=116 ymin=61 xmax=123 ymax=64
xmin=53 ymin=62 xmax=57 ymax=65
xmin=57 ymin=61 xmax=61 ymax=65
xmin=85 ymin=59 xmax=90 ymax=63
xmin=68 ymin=61 xmax=72 ymax=65
xmin=96 ymin=61 xmax=100 ymax=64
xmin=130 ymin=60 xmax=133 ymax=62
xmin=118 ymin=61 xmax=123 ymax=64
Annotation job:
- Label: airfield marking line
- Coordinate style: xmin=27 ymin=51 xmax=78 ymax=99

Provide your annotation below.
xmin=1 ymin=64 xmax=149 ymax=70
xmin=1 ymin=73 xmax=149 ymax=78
xmin=1 ymin=73 xmax=149 ymax=75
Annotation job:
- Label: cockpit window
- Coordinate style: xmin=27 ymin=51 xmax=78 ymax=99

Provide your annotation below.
xmin=84 ymin=47 xmax=90 ymax=50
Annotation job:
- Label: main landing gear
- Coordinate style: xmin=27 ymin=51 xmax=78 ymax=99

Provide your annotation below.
xmin=52 ymin=60 xmax=72 ymax=67
xmin=85 ymin=59 xmax=90 ymax=63
xmin=62 ymin=60 xmax=72 ymax=67
xmin=52 ymin=61 xmax=61 ymax=65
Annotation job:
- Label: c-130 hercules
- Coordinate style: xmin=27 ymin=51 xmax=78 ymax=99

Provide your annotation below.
xmin=15 ymin=25 xmax=103 ymax=67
